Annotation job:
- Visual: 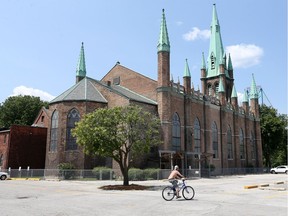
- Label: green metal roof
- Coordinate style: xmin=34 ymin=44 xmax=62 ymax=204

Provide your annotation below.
xmin=206 ymin=4 xmax=229 ymax=78
xmin=49 ymin=77 xmax=107 ymax=104
xmin=231 ymin=84 xmax=237 ymax=98
xmin=76 ymin=42 xmax=86 ymax=78
xmin=183 ymin=59 xmax=191 ymax=77
xmin=250 ymin=74 xmax=258 ymax=99
xmin=157 ymin=9 xmax=170 ymax=52
xmin=228 ymin=53 xmax=233 ymax=70
xmin=243 ymin=89 xmax=249 ymax=102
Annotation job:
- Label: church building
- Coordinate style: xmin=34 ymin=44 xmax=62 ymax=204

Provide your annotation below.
xmin=38 ymin=4 xmax=263 ymax=174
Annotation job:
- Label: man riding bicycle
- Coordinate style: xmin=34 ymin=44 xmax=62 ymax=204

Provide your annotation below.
xmin=168 ymin=165 xmax=185 ymax=198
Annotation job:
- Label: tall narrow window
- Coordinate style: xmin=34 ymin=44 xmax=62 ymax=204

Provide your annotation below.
xmin=50 ymin=110 xmax=59 ymax=152
xmin=239 ymin=128 xmax=245 ymax=159
xmin=172 ymin=113 xmax=181 ymax=151
xmin=212 ymin=122 xmax=218 ymax=158
xmin=66 ymin=108 xmax=80 ymax=150
xmin=194 ymin=118 xmax=201 ymax=153
xmin=227 ymin=126 xmax=233 ymax=159
xmin=0 ymin=154 xmax=3 ymax=166
xmin=208 ymin=84 xmax=212 ymax=96
xmin=251 ymin=132 xmax=256 ymax=160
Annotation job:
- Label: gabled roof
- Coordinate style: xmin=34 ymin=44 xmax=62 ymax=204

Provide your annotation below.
xmin=49 ymin=77 xmax=107 ymax=104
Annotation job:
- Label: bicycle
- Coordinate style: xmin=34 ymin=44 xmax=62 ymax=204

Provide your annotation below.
xmin=162 ymin=179 xmax=195 ymax=201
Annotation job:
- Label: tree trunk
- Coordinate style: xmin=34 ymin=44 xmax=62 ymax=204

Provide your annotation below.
xmin=123 ymin=169 xmax=129 ymax=186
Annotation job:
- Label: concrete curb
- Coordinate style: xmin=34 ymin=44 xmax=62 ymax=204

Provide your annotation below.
xmin=244 ymin=181 xmax=285 ymax=190
xmin=9 ymin=178 xmax=41 ymax=181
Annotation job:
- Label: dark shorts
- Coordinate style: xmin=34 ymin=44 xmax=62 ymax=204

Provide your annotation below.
xmin=168 ymin=179 xmax=179 ymax=188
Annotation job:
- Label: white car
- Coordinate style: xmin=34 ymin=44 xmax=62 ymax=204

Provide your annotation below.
xmin=0 ymin=171 xmax=8 ymax=180
xmin=270 ymin=165 xmax=288 ymax=174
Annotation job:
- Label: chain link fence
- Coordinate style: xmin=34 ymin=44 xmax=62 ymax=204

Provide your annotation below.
xmin=0 ymin=167 xmax=270 ymax=180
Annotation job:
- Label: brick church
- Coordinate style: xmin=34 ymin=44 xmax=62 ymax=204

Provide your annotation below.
xmin=33 ymin=4 xmax=262 ymax=173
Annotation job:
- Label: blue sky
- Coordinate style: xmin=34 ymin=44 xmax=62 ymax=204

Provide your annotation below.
xmin=0 ymin=0 xmax=287 ymax=114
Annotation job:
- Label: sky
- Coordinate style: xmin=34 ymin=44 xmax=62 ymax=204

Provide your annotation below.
xmin=0 ymin=0 xmax=287 ymax=114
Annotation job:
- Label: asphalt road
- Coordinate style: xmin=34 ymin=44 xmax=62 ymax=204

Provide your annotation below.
xmin=0 ymin=174 xmax=287 ymax=216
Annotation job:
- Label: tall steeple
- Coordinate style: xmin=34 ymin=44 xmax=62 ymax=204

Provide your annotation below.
xmin=157 ymin=9 xmax=170 ymax=53
xmin=206 ymin=4 xmax=225 ymax=78
xmin=157 ymin=9 xmax=170 ymax=88
xmin=76 ymin=42 xmax=86 ymax=83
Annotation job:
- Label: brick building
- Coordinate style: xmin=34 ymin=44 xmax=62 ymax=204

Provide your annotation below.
xmin=44 ymin=4 xmax=263 ymax=173
xmin=0 ymin=125 xmax=47 ymax=170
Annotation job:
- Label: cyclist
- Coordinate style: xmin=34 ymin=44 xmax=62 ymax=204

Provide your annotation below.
xmin=168 ymin=165 xmax=185 ymax=198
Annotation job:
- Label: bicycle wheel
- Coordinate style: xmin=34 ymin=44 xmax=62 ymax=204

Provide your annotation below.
xmin=182 ymin=186 xmax=195 ymax=200
xmin=162 ymin=186 xmax=175 ymax=201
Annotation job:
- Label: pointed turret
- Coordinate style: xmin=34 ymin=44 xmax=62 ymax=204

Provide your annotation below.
xmin=183 ymin=59 xmax=191 ymax=77
xmin=157 ymin=9 xmax=170 ymax=53
xmin=231 ymin=84 xmax=238 ymax=109
xmin=249 ymin=74 xmax=259 ymax=117
xmin=250 ymin=74 xmax=258 ymax=99
xmin=201 ymin=52 xmax=206 ymax=70
xmin=228 ymin=53 xmax=234 ymax=79
xmin=242 ymin=89 xmax=249 ymax=114
xmin=183 ymin=59 xmax=191 ymax=95
xmin=231 ymin=84 xmax=237 ymax=98
xmin=76 ymin=42 xmax=87 ymax=83
xmin=201 ymin=52 xmax=207 ymax=94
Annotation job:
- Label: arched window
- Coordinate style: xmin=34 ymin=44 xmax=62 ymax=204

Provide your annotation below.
xmin=212 ymin=122 xmax=218 ymax=158
xmin=50 ymin=110 xmax=59 ymax=152
xmin=227 ymin=125 xmax=233 ymax=159
xmin=208 ymin=84 xmax=212 ymax=96
xmin=193 ymin=118 xmax=201 ymax=153
xmin=239 ymin=128 xmax=245 ymax=159
xmin=251 ymin=132 xmax=256 ymax=160
xmin=172 ymin=113 xmax=181 ymax=151
xmin=66 ymin=108 xmax=80 ymax=151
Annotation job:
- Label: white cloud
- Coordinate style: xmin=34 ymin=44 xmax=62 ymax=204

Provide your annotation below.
xmin=183 ymin=27 xmax=210 ymax=41
xmin=11 ymin=85 xmax=55 ymax=102
xmin=225 ymin=44 xmax=264 ymax=68
xmin=176 ymin=21 xmax=183 ymax=26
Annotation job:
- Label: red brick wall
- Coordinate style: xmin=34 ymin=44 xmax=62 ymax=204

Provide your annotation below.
xmin=8 ymin=125 xmax=47 ymax=169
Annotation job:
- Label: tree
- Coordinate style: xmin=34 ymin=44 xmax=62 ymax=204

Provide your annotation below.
xmin=0 ymin=95 xmax=49 ymax=128
xmin=260 ymin=105 xmax=287 ymax=167
xmin=72 ymin=105 xmax=162 ymax=185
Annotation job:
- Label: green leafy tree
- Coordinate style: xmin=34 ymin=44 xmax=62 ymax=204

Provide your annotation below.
xmin=72 ymin=105 xmax=162 ymax=185
xmin=260 ymin=105 xmax=287 ymax=167
xmin=0 ymin=95 xmax=48 ymax=128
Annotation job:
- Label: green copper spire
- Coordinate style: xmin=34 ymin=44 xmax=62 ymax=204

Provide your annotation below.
xmin=157 ymin=9 xmax=170 ymax=52
xmin=201 ymin=52 xmax=206 ymax=69
xmin=218 ymin=78 xmax=225 ymax=92
xmin=228 ymin=53 xmax=233 ymax=70
xmin=250 ymin=73 xmax=258 ymax=99
xmin=231 ymin=84 xmax=237 ymax=98
xmin=76 ymin=42 xmax=86 ymax=78
xmin=183 ymin=59 xmax=191 ymax=77
xmin=243 ymin=89 xmax=249 ymax=102
xmin=206 ymin=4 xmax=225 ymax=78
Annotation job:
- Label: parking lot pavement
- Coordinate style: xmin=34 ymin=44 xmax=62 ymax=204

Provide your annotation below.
xmin=0 ymin=174 xmax=287 ymax=216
